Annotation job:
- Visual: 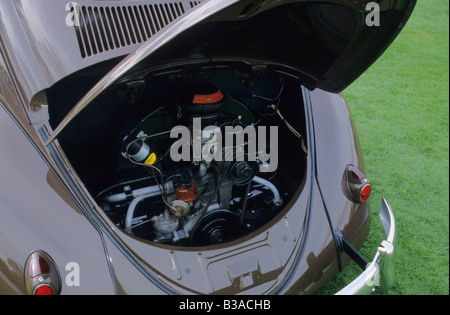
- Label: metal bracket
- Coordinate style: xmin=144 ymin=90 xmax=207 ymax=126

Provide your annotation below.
xmin=336 ymin=229 xmax=369 ymax=271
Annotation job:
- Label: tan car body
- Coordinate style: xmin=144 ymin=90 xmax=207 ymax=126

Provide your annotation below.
xmin=0 ymin=0 xmax=413 ymax=294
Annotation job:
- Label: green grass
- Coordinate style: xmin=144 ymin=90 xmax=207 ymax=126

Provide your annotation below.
xmin=317 ymin=0 xmax=449 ymax=295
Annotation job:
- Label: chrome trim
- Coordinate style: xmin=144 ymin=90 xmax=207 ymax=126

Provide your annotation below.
xmin=336 ymin=197 xmax=397 ymax=295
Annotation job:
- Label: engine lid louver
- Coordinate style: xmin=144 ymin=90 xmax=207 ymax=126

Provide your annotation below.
xmin=73 ymin=1 xmax=203 ymax=58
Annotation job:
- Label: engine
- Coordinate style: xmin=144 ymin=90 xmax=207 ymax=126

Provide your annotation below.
xmin=97 ymin=81 xmax=286 ymax=246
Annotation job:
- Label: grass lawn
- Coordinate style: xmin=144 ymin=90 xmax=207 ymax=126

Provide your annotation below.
xmin=317 ymin=0 xmax=449 ymax=295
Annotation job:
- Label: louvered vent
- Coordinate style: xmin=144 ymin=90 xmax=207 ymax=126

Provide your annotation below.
xmin=73 ymin=2 xmax=201 ymax=58
xmin=189 ymin=1 xmax=201 ymax=8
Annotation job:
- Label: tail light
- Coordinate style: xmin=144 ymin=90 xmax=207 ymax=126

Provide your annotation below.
xmin=346 ymin=164 xmax=372 ymax=203
xmin=24 ymin=250 xmax=61 ymax=295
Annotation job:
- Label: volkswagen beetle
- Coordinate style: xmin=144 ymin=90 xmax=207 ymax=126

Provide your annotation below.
xmin=0 ymin=0 xmax=415 ymax=295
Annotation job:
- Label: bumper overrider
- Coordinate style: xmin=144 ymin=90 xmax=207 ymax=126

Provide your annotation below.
xmin=337 ymin=198 xmax=397 ymax=295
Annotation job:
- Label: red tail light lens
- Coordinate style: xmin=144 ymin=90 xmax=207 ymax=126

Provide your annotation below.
xmin=360 ymin=184 xmax=372 ymax=202
xmin=346 ymin=165 xmax=371 ymax=203
xmin=34 ymin=284 xmax=55 ymax=296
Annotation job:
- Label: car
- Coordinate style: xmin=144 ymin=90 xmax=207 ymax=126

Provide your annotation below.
xmin=0 ymin=0 xmax=415 ymax=295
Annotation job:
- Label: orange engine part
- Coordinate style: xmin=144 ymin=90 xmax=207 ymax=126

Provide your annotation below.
xmin=175 ymin=181 xmax=198 ymax=203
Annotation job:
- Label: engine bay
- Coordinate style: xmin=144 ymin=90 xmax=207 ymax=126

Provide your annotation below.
xmin=48 ymin=66 xmax=308 ymax=247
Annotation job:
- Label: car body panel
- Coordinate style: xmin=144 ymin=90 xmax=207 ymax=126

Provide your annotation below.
xmin=274 ymin=88 xmax=371 ymax=294
xmin=0 ymin=100 xmax=116 ymax=294
xmin=0 ymin=0 xmax=415 ymax=295
xmin=1 ymin=54 xmax=370 ymax=294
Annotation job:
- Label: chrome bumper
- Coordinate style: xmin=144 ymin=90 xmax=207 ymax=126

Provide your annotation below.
xmin=336 ymin=197 xmax=397 ymax=295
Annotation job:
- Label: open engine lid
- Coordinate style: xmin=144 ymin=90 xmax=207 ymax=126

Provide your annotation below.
xmin=46 ymin=0 xmax=416 ymax=145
